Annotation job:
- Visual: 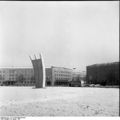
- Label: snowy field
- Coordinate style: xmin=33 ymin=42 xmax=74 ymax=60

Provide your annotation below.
xmin=0 ymin=86 xmax=119 ymax=116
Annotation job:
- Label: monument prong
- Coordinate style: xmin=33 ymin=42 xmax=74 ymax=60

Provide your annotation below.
xmin=39 ymin=53 xmax=41 ymax=59
xmin=29 ymin=55 xmax=32 ymax=61
xmin=34 ymin=54 xmax=37 ymax=60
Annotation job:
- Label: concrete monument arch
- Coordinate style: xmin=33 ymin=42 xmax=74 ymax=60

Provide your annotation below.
xmin=29 ymin=53 xmax=46 ymax=88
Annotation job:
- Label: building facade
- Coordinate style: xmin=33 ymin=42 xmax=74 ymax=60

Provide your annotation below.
xmin=86 ymin=62 xmax=119 ymax=85
xmin=0 ymin=68 xmax=34 ymax=86
xmin=45 ymin=68 xmax=52 ymax=86
xmin=51 ymin=66 xmax=73 ymax=86
xmin=0 ymin=66 xmax=82 ymax=86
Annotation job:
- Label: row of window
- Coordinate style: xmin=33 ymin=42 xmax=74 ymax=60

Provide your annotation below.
xmin=54 ymin=71 xmax=71 ymax=74
xmin=0 ymin=73 xmax=5 ymax=76
xmin=0 ymin=71 xmax=33 ymax=75
xmin=9 ymin=78 xmax=16 ymax=80
xmin=22 ymin=81 xmax=35 ymax=84
xmin=55 ymin=77 xmax=70 ymax=80
xmin=55 ymin=76 xmax=71 ymax=79
xmin=55 ymin=74 xmax=71 ymax=77
xmin=0 ymin=71 xmax=5 ymax=73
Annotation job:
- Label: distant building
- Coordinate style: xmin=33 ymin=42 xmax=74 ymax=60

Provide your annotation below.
xmin=45 ymin=68 xmax=52 ymax=86
xmin=51 ymin=66 xmax=73 ymax=86
xmin=72 ymin=68 xmax=81 ymax=81
xmin=0 ymin=66 xmax=80 ymax=86
xmin=86 ymin=62 xmax=119 ymax=85
xmin=0 ymin=68 xmax=34 ymax=86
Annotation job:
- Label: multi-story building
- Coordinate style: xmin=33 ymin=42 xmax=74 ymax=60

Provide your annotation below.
xmin=0 ymin=66 xmax=81 ymax=86
xmin=0 ymin=68 xmax=17 ymax=85
xmin=0 ymin=68 xmax=34 ymax=86
xmin=51 ymin=66 xmax=73 ymax=86
xmin=86 ymin=62 xmax=119 ymax=85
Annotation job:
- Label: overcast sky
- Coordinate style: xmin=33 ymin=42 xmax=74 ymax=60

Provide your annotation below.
xmin=0 ymin=1 xmax=119 ymax=71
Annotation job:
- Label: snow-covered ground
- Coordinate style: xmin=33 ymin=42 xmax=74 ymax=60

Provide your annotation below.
xmin=0 ymin=86 xmax=119 ymax=116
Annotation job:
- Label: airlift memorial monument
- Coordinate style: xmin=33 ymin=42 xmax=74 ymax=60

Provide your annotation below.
xmin=29 ymin=54 xmax=46 ymax=88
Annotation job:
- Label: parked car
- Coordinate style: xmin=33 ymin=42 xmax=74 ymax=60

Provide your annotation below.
xmin=94 ymin=84 xmax=101 ymax=87
xmin=89 ymin=84 xmax=95 ymax=87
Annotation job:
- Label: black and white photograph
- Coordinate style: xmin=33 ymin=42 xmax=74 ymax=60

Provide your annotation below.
xmin=0 ymin=1 xmax=119 ymax=118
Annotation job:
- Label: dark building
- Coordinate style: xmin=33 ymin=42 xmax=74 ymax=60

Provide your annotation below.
xmin=86 ymin=62 xmax=119 ymax=85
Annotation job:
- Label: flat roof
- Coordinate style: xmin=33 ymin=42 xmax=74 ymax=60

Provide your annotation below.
xmin=87 ymin=62 xmax=119 ymax=67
